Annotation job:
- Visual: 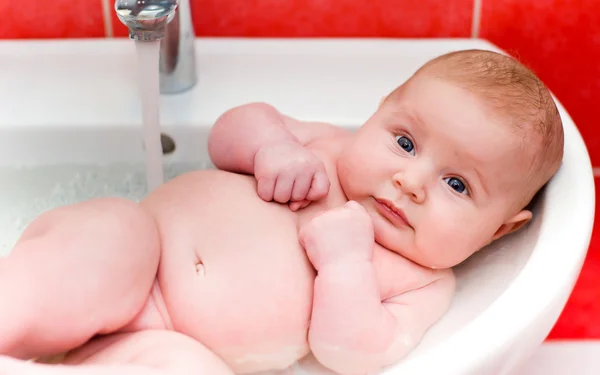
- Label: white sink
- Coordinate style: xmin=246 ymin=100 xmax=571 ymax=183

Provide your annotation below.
xmin=0 ymin=38 xmax=594 ymax=375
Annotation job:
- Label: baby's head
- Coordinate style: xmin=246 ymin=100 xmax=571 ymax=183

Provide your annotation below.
xmin=337 ymin=49 xmax=564 ymax=269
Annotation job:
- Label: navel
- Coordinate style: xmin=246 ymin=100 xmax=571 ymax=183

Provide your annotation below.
xmin=194 ymin=249 xmax=206 ymax=276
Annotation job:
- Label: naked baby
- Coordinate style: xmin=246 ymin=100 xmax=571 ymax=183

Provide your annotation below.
xmin=0 ymin=49 xmax=564 ymax=375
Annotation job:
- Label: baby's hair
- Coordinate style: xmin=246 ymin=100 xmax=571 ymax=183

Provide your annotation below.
xmin=410 ymin=49 xmax=564 ymax=209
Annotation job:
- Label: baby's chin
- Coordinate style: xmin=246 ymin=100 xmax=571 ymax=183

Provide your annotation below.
xmin=369 ymin=211 xmax=410 ymax=255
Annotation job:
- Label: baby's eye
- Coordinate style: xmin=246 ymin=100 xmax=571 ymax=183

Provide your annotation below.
xmin=395 ymin=135 xmax=415 ymax=156
xmin=444 ymin=177 xmax=468 ymax=195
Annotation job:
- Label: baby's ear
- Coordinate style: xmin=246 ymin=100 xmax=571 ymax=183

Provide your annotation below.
xmin=491 ymin=210 xmax=532 ymax=241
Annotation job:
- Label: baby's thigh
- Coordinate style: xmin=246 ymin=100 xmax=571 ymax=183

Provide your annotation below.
xmin=11 ymin=198 xmax=160 ymax=288
xmin=62 ymin=330 xmax=234 ymax=374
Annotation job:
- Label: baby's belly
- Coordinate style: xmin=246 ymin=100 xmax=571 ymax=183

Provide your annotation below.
xmin=141 ymin=170 xmax=315 ymax=373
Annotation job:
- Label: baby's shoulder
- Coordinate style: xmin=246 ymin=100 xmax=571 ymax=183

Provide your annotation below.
xmin=282 ymin=115 xmax=351 ymax=146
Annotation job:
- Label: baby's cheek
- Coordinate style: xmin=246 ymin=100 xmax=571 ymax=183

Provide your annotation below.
xmin=418 ymin=208 xmax=475 ymax=268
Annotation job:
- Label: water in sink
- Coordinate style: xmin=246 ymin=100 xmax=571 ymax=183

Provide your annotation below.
xmin=0 ymin=161 xmax=209 ymax=257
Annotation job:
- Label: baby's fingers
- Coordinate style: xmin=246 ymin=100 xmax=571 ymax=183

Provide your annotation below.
xmin=289 ymin=199 xmax=311 ymax=212
xmin=291 ymin=172 xmax=313 ymax=202
xmin=257 ymin=177 xmax=276 ymax=202
xmin=273 ymin=175 xmax=295 ymax=203
xmin=306 ymin=171 xmax=330 ymax=201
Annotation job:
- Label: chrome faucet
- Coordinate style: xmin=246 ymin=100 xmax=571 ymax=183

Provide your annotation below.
xmin=114 ymin=0 xmax=197 ymax=94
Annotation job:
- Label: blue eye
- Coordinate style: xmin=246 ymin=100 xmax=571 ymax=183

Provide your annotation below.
xmin=444 ymin=177 xmax=468 ymax=195
xmin=395 ymin=135 xmax=415 ymax=155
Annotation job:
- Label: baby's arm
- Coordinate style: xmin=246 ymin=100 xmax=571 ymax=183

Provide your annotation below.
xmin=208 ymin=102 xmax=342 ymax=175
xmin=208 ymin=103 xmax=344 ymax=208
xmin=300 ymin=202 xmax=455 ymax=374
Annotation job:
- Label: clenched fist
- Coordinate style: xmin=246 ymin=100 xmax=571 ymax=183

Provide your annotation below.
xmin=254 ymin=143 xmax=330 ymax=211
xmin=299 ymin=201 xmax=375 ymax=270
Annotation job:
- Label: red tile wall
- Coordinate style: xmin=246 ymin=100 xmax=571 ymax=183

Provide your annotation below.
xmin=111 ymin=0 xmax=473 ymax=38
xmin=0 ymin=0 xmax=105 ymax=39
xmin=1 ymin=0 xmax=599 ymax=340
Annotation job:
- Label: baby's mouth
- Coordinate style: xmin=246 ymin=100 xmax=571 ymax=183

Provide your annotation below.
xmin=374 ymin=198 xmax=413 ymax=229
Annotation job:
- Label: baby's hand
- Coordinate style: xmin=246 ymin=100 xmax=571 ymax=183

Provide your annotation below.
xmin=254 ymin=143 xmax=330 ymax=211
xmin=299 ymin=201 xmax=374 ymax=270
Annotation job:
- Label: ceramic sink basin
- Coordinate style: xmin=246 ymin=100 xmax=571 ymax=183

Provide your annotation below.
xmin=0 ymin=38 xmax=594 ymax=375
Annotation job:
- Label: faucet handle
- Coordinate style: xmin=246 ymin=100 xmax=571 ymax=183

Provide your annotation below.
xmin=115 ymin=0 xmax=178 ymax=41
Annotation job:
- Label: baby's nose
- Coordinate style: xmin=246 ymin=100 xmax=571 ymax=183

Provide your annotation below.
xmin=393 ymin=171 xmax=426 ymax=203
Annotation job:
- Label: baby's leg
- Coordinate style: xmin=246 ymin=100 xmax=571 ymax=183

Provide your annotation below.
xmin=0 ymin=198 xmax=160 ymax=360
xmin=0 ymin=330 xmax=235 ymax=375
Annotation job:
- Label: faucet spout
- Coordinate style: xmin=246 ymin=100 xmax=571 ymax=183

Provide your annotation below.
xmin=114 ymin=0 xmax=177 ymax=41
xmin=115 ymin=0 xmax=198 ymax=93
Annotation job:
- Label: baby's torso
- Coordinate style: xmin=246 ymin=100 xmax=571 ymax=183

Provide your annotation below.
xmin=136 ymin=136 xmax=437 ymax=373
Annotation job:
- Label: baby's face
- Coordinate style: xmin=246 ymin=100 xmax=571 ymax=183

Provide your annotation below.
xmin=337 ymin=74 xmax=533 ymax=269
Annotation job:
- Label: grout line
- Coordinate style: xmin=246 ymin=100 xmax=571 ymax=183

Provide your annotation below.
xmin=101 ymin=0 xmax=114 ymax=38
xmin=471 ymin=0 xmax=482 ymax=38
xmin=593 ymin=167 xmax=600 ymax=177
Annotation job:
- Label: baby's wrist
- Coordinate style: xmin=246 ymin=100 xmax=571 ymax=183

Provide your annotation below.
xmin=315 ymin=260 xmax=374 ymax=286
xmin=313 ymin=256 xmax=372 ymax=273
xmin=254 ymin=139 xmax=302 ymax=162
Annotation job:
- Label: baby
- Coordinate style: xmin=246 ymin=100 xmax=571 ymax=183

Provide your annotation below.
xmin=0 ymin=49 xmax=564 ymax=375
